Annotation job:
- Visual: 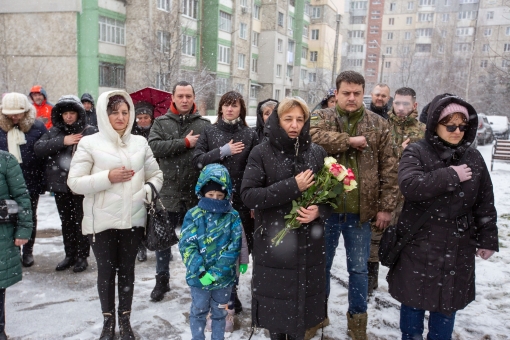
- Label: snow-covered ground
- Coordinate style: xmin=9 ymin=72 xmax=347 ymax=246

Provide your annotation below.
xmin=4 ymin=144 xmax=510 ymax=339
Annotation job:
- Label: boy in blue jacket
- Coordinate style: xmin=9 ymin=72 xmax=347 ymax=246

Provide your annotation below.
xmin=179 ymin=163 xmax=242 ymax=340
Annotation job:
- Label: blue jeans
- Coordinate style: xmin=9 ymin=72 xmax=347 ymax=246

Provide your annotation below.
xmin=325 ymin=213 xmax=371 ymax=315
xmin=400 ymin=304 xmax=456 ymax=340
xmin=190 ymin=286 xmax=232 ymax=340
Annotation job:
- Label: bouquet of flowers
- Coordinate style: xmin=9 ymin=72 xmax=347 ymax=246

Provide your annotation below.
xmin=271 ymin=157 xmax=357 ymax=246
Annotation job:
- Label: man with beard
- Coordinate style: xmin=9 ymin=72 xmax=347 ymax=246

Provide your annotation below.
xmin=367 ymin=87 xmax=426 ymax=296
xmin=369 ymin=84 xmax=391 ymax=120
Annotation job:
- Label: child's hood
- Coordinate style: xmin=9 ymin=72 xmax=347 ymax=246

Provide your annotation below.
xmin=195 ymin=163 xmax=232 ymax=200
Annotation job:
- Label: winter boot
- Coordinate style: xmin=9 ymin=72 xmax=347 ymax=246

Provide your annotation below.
xmin=99 ymin=310 xmax=115 ymax=340
xmin=56 ymin=256 xmax=76 ymax=271
xmin=225 ymin=308 xmax=235 ymax=332
xmin=367 ymin=262 xmax=379 ymax=296
xmin=22 ymin=253 xmax=34 ymax=267
xmin=118 ymin=310 xmax=135 ymax=340
xmin=304 ymin=318 xmax=329 ymax=340
xmin=0 ymin=331 xmax=6 ymax=340
xmin=346 ymin=312 xmax=368 ymax=340
xmin=137 ymin=246 xmax=147 ymax=262
xmin=205 ymin=313 xmax=212 ymax=332
xmin=150 ymin=273 xmax=170 ymax=301
xmin=73 ymin=258 xmax=88 ymax=273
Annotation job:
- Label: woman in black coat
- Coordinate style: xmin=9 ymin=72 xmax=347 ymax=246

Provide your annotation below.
xmin=255 ymin=98 xmax=278 ymax=142
xmin=388 ymin=94 xmax=498 ymax=340
xmin=34 ymin=95 xmax=98 ymax=273
xmin=241 ymin=97 xmax=331 ymax=340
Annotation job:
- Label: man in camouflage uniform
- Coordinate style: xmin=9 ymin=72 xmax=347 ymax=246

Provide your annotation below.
xmin=368 ymin=87 xmax=426 ymax=296
xmin=310 ymin=71 xmax=398 ymax=340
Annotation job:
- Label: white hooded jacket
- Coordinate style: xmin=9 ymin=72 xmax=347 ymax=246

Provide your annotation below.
xmin=67 ymin=90 xmax=163 ymax=236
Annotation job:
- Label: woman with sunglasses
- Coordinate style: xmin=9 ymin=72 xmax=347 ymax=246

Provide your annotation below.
xmin=387 ymin=94 xmax=498 ymax=340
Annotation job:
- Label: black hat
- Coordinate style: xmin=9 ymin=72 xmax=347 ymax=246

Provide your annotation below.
xmin=201 ymin=181 xmax=227 ymax=196
xmin=135 ymin=101 xmax=154 ymax=118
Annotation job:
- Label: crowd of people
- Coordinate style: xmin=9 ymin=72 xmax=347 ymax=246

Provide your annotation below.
xmin=0 ymin=70 xmax=499 ymax=340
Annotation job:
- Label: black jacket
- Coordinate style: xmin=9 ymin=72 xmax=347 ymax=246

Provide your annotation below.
xmin=34 ymin=95 xmax=98 ymax=193
xmin=255 ymin=99 xmax=278 ymax=142
xmin=80 ymin=93 xmax=98 ymax=127
xmin=192 ymin=118 xmax=258 ymax=211
xmin=240 ymin=111 xmax=330 ymax=337
xmin=131 ymin=123 xmax=151 ymax=140
xmin=388 ymin=94 xmax=498 ymax=315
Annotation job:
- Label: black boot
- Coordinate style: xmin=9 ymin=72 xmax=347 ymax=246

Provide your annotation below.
xmin=0 ymin=289 xmax=5 ymax=340
xmin=56 ymin=256 xmax=76 ymax=271
xmin=150 ymin=273 xmax=170 ymax=301
xmin=367 ymin=262 xmax=379 ymax=296
xmin=118 ymin=310 xmax=135 ymax=340
xmin=99 ymin=310 xmax=115 ymax=340
xmin=73 ymin=258 xmax=88 ymax=273
xmin=269 ymin=332 xmax=287 ymax=340
xmin=22 ymin=253 xmax=34 ymax=267
xmin=0 ymin=332 xmax=6 ymax=340
xmin=136 ymin=245 xmax=147 ymax=262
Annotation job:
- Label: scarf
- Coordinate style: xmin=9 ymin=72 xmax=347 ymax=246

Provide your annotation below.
xmin=7 ymin=126 xmax=26 ymax=163
xmin=222 ymin=117 xmax=242 ymax=125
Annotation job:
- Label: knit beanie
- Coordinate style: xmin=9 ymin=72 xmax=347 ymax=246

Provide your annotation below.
xmin=438 ymin=103 xmax=469 ymax=122
xmin=1 ymin=93 xmax=31 ymax=114
xmin=201 ymin=180 xmax=227 ymax=197
xmin=135 ymin=101 xmax=154 ymax=118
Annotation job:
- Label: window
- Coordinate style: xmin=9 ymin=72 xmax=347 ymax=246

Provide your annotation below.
xmin=240 ymin=0 xmax=247 ymax=6
xmin=482 ymin=44 xmax=490 ymax=52
xmin=278 ymin=39 xmax=283 ymax=52
xmin=406 ymin=17 xmax=412 ymax=25
xmin=157 ymin=0 xmax=170 ymax=11
xmin=369 ymin=42 xmax=377 ymax=48
xmin=349 ymin=30 xmax=365 ymax=38
xmin=311 ymin=29 xmax=319 ymax=40
xmin=234 ymin=83 xmax=245 ymax=96
xmin=286 ymin=65 xmax=293 ymax=77
xmin=366 ymin=68 xmax=376 ymax=77
xmin=99 ymin=16 xmax=125 ymax=45
xmin=276 ymin=64 xmax=282 ymax=77
xmin=351 ymin=1 xmax=368 ymax=9
xmin=253 ymin=5 xmax=260 ymax=19
xmin=303 ymin=25 xmax=309 ymax=37
xmin=456 ymin=27 xmax=474 ymax=36
xmin=156 ymin=72 xmax=168 ymax=90
xmin=99 ymin=62 xmax=125 ymax=88
xmin=458 ymin=11 xmax=477 ymax=20
xmin=371 ymin=10 xmax=380 ymax=19
xmin=487 ymin=11 xmax=494 ymax=19
xmin=408 ymin=2 xmax=414 ymax=9
xmin=278 ymin=12 xmax=284 ymax=26
xmin=418 ymin=13 xmax=434 ymax=22
xmin=275 ymin=90 xmax=280 ymax=100
xmin=416 ymin=44 xmax=431 ymax=52
xmin=217 ymin=78 xmax=228 ymax=95
xmin=390 ymin=3 xmax=396 ymax=10
xmin=387 ymin=32 xmax=394 ymax=40
xmin=484 ymin=28 xmax=492 ymax=36
xmin=442 ymin=13 xmax=449 ymax=22
xmin=349 ymin=45 xmax=364 ymax=52
xmin=402 ymin=45 xmax=410 ymax=53
xmin=288 ymin=16 xmax=294 ymax=35
xmin=480 ymin=60 xmax=488 ymax=67
xmin=311 ymin=7 xmax=321 ymax=18
xmin=350 ymin=16 xmax=365 ymax=24
xmin=444 ymin=0 xmax=451 ymax=4
xmin=419 ymin=0 xmax=435 ymax=5
xmin=239 ymin=23 xmax=247 ymax=39
xmin=348 ymin=59 xmax=363 ymax=66
xmin=367 ymin=54 xmax=377 ymax=62
xmin=219 ymin=11 xmax=232 ymax=32
xmin=238 ymin=53 xmax=246 ymax=69
xmin=252 ymin=31 xmax=259 ymax=46
xmin=157 ymin=31 xmax=170 ymax=53
xmin=459 ymin=0 xmax=478 ymax=2
xmin=301 ymin=47 xmax=308 ymax=58
xmin=441 ymin=30 xmax=447 ymax=37
xmin=304 ymin=1 xmax=311 ymax=15
xmin=454 ymin=43 xmax=471 ymax=52
xmin=218 ymin=45 xmax=230 ymax=64
xmin=502 ymin=59 xmax=510 ymax=68
xmin=182 ymin=34 xmax=196 ymax=56
xmin=310 ymin=51 xmax=318 ymax=61
xmin=251 ymin=58 xmax=258 ymax=72
xmin=507 ymin=27 xmax=510 ymax=36
xmin=505 ymin=44 xmax=510 ymax=52
xmin=301 ymin=69 xmax=307 ymax=80
xmin=250 ymin=85 xmax=258 ymax=98
xmin=287 ymin=40 xmax=295 ymax=63
xmin=389 ymin=18 xmax=395 ymax=25
xmin=405 ymin=31 xmax=411 ymax=40
xmin=416 ymin=28 xmax=433 ymax=37
xmin=386 ymin=46 xmax=392 ymax=54
xmin=438 ymin=44 xmax=444 ymax=53
xmin=385 ymin=61 xmax=391 ymax=68
xmin=308 ymin=72 xmax=317 ymax=82
xmin=182 ymin=0 xmax=197 ymax=18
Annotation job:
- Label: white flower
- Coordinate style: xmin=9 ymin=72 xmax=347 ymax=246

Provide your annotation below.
xmin=324 ymin=156 xmax=337 ymax=169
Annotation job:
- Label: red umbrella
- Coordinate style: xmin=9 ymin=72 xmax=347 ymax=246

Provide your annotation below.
xmin=129 ymin=87 xmax=173 ymax=118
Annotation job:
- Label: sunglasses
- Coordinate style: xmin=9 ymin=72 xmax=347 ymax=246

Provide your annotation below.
xmin=440 ymin=124 xmax=469 ymax=132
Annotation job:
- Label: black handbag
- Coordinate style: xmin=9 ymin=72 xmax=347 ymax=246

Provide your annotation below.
xmin=142 ymin=182 xmax=179 ymax=251
xmin=379 ymin=199 xmax=442 ymax=268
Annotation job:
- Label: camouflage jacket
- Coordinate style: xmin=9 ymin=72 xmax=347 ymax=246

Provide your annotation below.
xmin=387 ymin=109 xmax=426 ymax=225
xmin=310 ymin=107 xmax=399 ymax=223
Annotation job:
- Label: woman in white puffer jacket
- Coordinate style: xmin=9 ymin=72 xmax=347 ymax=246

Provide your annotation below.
xmin=68 ymin=90 xmax=163 ymax=340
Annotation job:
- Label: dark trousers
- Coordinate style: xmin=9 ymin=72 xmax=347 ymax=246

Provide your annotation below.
xmin=89 ymin=228 xmax=144 ymax=313
xmin=22 ymin=193 xmax=39 ymax=255
xmin=0 ymin=288 xmax=4 ymax=333
xmin=239 ymin=210 xmax=254 ymax=255
xmin=155 ymin=211 xmax=180 ymax=276
xmin=54 ymin=192 xmax=90 ymax=258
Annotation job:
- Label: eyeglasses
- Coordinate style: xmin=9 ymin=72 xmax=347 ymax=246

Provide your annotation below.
xmin=440 ymin=124 xmax=468 ymax=132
